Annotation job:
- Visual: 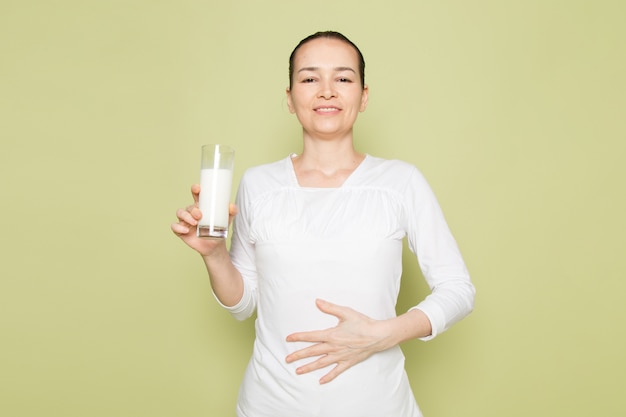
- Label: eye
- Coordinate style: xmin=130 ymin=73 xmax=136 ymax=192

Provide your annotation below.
xmin=301 ymin=77 xmax=316 ymax=83
xmin=337 ymin=77 xmax=353 ymax=83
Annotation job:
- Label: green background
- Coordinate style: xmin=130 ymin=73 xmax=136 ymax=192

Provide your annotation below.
xmin=2 ymin=1 xmax=625 ymax=416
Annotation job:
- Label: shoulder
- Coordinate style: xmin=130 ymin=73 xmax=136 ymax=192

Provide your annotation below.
xmin=237 ymin=156 xmax=293 ymax=202
xmin=362 ymin=155 xmax=427 ymax=187
xmin=241 ymin=156 xmax=290 ymax=185
xmin=357 ymin=156 xmax=438 ymax=208
xmin=367 ymin=155 xmax=418 ymax=172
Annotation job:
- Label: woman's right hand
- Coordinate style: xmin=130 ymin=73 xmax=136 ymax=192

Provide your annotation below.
xmin=171 ymin=184 xmax=238 ymax=256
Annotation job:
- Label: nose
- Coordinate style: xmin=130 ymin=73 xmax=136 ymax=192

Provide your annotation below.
xmin=318 ymin=79 xmax=336 ymax=99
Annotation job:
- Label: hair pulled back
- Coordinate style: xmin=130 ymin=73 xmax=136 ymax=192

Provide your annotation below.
xmin=288 ymin=31 xmax=365 ymax=89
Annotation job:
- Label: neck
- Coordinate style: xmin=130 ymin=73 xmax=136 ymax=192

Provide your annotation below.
xmin=299 ymin=132 xmax=360 ymax=169
xmin=291 ymin=136 xmax=365 ymax=188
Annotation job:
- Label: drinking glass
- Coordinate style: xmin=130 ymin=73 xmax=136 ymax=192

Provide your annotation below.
xmin=197 ymin=144 xmax=235 ymax=239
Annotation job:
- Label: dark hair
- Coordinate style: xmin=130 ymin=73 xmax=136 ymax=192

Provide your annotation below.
xmin=288 ymin=31 xmax=366 ymax=89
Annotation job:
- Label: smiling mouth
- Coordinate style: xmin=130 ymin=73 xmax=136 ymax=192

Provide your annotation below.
xmin=315 ymin=107 xmax=341 ymax=113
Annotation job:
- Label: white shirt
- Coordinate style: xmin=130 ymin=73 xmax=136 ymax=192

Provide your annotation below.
xmin=223 ymin=155 xmax=475 ymax=417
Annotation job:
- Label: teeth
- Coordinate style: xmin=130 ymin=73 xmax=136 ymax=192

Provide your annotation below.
xmin=317 ymin=108 xmax=338 ymax=112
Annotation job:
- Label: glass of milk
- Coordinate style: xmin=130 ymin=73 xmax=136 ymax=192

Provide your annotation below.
xmin=197 ymin=144 xmax=235 ymax=239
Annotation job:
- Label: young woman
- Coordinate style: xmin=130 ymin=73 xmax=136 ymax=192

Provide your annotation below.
xmin=172 ymin=31 xmax=475 ymax=417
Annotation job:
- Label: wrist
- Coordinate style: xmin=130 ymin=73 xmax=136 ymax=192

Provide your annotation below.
xmin=382 ymin=309 xmax=432 ymax=346
xmin=200 ymin=239 xmax=228 ymax=260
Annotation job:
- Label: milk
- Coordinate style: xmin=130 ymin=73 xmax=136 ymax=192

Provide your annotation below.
xmin=198 ymin=168 xmax=233 ymax=233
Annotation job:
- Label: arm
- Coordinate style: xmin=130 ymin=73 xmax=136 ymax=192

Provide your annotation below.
xmin=404 ymin=168 xmax=475 ymax=339
xmin=286 ymin=165 xmax=475 ymax=384
xmin=171 ymin=184 xmax=244 ymax=307
xmin=285 ymin=300 xmax=432 ymax=384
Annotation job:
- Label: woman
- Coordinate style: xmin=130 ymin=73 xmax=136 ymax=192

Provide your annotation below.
xmin=172 ymin=31 xmax=475 ymax=417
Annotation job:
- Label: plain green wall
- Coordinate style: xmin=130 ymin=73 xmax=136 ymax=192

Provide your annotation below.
xmin=1 ymin=1 xmax=625 ymax=416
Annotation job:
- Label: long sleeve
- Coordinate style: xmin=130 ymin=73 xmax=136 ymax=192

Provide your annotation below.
xmin=217 ymin=172 xmax=258 ymax=321
xmin=403 ymin=167 xmax=475 ymax=340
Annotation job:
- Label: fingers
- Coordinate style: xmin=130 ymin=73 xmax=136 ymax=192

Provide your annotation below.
xmin=285 ymin=343 xmax=337 ymax=381
xmin=171 ymin=209 xmax=195 ymax=236
xmin=319 ymin=364 xmax=348 ymax=384
xmin=284 ymin=300 xmax=381 ymax=384
xmin=177 ymin=207 xmax=201 ymax=224
xmin=172 ymin=186 xmax=237 ymax=253
xmin=285 ymin=328 xmax=326 ymax=344
xmin=171 ymin=204 xmax=203 ymax=237
xmin=286 ymin=347 xmax=351 ymax=385
xmin=294 ymin=354 xmax=334 ymax=376
xmin=191 ymin=184 xmax=201 ymax=203
xmin=285 ymin=336 xmax=329 ymax=363
xmin=189 ymin=185 xmax=238 ymax=220
xmin=228 ymin=203 xmax=239 ymax=225
xmin=171 ymin=221 xmax=191 ymax=235
xmin=284 ymin=299 xmax=353 ymax=347
xmin=315 ymin=298 xmax=352 ymax=320
xmin=316 ymin=298 xmax=338 ymax=313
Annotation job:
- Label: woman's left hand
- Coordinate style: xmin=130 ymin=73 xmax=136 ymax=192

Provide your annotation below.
xmin=285 ymin=299 xmax=394 ymax=384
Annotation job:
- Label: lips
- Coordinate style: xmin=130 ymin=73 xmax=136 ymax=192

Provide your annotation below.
xmin=314 ymin=106 xmax=341 ymax=113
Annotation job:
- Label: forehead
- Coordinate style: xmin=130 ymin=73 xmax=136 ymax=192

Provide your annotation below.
xmin=293 ymin=38 xmax=360 ymax=69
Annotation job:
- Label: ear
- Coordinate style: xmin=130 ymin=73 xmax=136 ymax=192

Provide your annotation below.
xmin=286 ymin=87 xmax=295 ymax=113
xmin=359 ymin=85 xmax=369 ymax=112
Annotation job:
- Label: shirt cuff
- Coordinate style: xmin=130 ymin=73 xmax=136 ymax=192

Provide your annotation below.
xmin=409 ymin=301 xmax=446 ymax=341
xmin=212 ymin=284 xmax=255 ymax=321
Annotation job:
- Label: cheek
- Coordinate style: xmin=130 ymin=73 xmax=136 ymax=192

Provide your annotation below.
xmin=286 ymin=95 xmax=297 ymax=114
xmin=359 ymin=92 xmax=368 ymax=112
xmin=289 ymin=97 xmax=314 ymax=117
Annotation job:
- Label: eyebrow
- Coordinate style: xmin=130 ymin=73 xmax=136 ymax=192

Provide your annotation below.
xmin=297 ymin=66 xmax=356 ymax=74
